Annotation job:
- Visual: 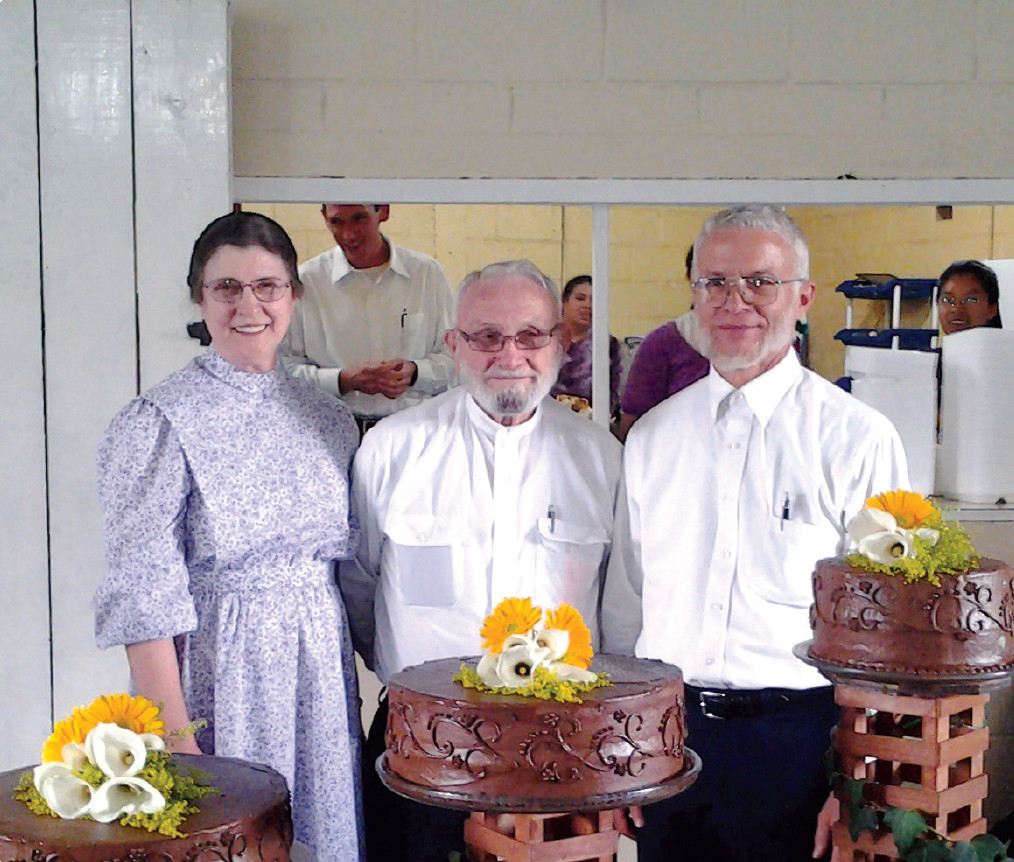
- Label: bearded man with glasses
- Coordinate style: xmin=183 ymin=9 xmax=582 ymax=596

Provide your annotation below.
xmin=340 ymin=259 xmax=622 ymax=862
xmin=603 ymin=205 xmax=910 ymax=861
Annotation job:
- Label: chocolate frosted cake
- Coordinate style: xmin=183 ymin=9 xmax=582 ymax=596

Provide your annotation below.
xmin=0 ymin=755 xmax=292 ymax=862
xmin=384 ymin=653 xmax=686 ymax=805
xmin=809 ymin=557 xmax=1014 ymax=675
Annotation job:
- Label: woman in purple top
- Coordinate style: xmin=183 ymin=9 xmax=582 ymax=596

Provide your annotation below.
xmin=618 ymin=313 xmax=710 ymax=440
xmin=93 ymin=212 xmax=364 ymax=860
xmin=550 ymin=274 xmax=622 ymax=417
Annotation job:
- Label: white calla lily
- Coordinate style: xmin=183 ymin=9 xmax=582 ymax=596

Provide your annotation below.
xmin=61 ymin=741 xmax=89 ymax=770
xmin=33 ymin=762 xmax=93 ymax=819
xmin=534 ymin=628 xmax=569 ymax=661
xmin=139 ymin=732 xmax=166 ymax=752
xmin=915 ymin=527 xmax=940 ymax=546
xmin=88 ymin=777 xmax=165 ymax=823
xmin=494 ymin=638 xmax=551 ymax=687
xmin=858 ymin=530 xmax=913 ymax=565
xmin=847 ymin=507 xmax=897 ymax=543
xmin=85 ymin=722 xmax=148 ymax=779
xmin=476 ymin=652 xmax=501 ymax=687
xmin=547 ymin=661 xmax=598 ymax=683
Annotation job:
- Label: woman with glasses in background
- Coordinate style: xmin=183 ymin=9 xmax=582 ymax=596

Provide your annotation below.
xmin=93 ymin=211 xmax=364 ymax=861
xmin=937 ymin=259 xmax=1003 ymax=335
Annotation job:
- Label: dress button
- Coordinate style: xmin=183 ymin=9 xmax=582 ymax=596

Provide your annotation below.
xmin=712 ymin=603 xmax=723 ymax=611
xmin=722 ymin=550 xmax=732 ymax=560
xmin=705 ymin=658 xmax=716 ymax=666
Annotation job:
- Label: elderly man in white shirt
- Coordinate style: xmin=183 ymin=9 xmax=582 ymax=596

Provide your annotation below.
xmin=343 ymin=259 xmax=622 ymax=862
xmin=281 ymin=204 xmax=455 ymax=429
xmin=602 ymin=205 xmax=909 ymax=862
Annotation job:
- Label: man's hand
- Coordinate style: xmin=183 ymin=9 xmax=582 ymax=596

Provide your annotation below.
xmin=813 ymin=793 xmax=840 ymax=860
xmin=340 ymin=359 xmax=417 ymax=399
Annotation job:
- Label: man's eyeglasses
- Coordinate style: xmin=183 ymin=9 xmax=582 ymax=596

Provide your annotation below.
xmin=938 ymin=295 xmax=982 ymax=308
xmin=454 ymin=325 xmax=560 ymax=352
xmin=691 ymin=275 xmax=806 ymax=307
xmin=203 ymin=278 xmax=292 ymax=304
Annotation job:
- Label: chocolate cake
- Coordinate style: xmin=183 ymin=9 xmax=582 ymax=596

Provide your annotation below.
xmin=809 ymin=557 xmax=1014 ymax=675
xmin=0 ymin=755 xmax=292 ymax=862
xmin=384 ymin=653 xmax=685 ymax=805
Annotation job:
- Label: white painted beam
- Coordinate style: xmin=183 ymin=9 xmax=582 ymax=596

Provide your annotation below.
xmin=233 ymin=177 xmax=1014 ymax=207
xmin=0 ymin=0 xmax=53 ymax=770
xmin=37 ymin=0 xmax=138 ymax=722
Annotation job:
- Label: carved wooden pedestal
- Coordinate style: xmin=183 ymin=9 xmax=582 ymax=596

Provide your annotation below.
xmin=465 ymin=811 xmax=618 ymax=862
xmin=832 ymin=685 xmax=990 ymax=861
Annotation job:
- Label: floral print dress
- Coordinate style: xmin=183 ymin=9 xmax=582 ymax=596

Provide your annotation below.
xmin=94 ymin=349 xmax=363 ymax=861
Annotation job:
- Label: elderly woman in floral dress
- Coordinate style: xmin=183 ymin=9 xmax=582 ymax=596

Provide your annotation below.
xmin=93 ymin=212 xmax=363 ymax=861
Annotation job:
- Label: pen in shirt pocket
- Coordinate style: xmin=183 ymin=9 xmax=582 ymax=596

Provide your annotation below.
xmin=547 ymin=505 xmax=557 ymax=533
xmin=780 ymin=492 xmax=790 ymax=531
xmin=400 ymin=307 xmax=408 ymax=328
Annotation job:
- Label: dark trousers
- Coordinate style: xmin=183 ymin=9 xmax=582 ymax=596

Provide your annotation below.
xmin=363 ymin=697 xmax=469 ymax=862
xmin=636 ymin=685 xmax=839 ymax=862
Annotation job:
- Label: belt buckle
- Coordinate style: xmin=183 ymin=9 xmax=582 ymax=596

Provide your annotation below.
xmin=698 ymin=690 xmax=728 ymax=721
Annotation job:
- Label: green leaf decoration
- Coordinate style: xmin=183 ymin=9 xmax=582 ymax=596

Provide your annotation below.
xmin=849 ymin=805 xmax=880 ymax=841
xmin=969 ymin=832 xmax=1014 ymax=861
xmin=885 ymin=807 xmax=930 ymax=852
xmin=947 ymin=841 xmax=979 ymax=862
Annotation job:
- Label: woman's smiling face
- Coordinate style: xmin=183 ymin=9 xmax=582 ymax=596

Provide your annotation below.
xmin=198 ymin=244 xmax=295 ymax=372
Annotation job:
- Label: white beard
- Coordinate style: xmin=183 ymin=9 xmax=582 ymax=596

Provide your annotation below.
xmin=463 ymin=354 xmax=562 ymax=420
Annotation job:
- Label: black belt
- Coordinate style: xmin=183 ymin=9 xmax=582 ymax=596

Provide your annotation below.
xmin=686 ymin=684 xmax=829 ymax=721
xmin=354 ymin=416 xmax=383 ymax=437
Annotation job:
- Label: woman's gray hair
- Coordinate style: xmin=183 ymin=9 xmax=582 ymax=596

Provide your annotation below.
xmin=457 ymin=259 xmax=562 ymax=320
xmin=693 ymin=204 xmax=810 ymax=280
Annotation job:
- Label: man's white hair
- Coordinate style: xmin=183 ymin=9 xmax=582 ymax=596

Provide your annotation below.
xmin=693 ymin=204 xmax=809 ymax=280
xmin=456 ymin=259 xmax=562 ymax=323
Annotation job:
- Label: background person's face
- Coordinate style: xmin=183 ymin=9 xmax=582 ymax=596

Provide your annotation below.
xmin=562 ymin=283 xmax=593 ymax=331
xmin=449 ymin=274 xmax=562 ymax=421
xmin=938 ymin=274 xmax=998 ymax=334
xmin=692 ymin=227 xmax=812 ymax=383
xmin=321 ymin=204 xmax=389 ymax=268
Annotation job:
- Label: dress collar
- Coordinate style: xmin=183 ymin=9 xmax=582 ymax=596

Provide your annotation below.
xmin=197 ymin=348 xmax=286 ymax=396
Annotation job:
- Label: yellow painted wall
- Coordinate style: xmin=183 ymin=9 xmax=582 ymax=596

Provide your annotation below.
xmin=251 ymin=203 xmax=1014 ymax=383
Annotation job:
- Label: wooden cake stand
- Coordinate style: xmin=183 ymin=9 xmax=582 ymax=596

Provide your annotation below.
xmin=378 ymin=748 xmax=701 ymax=862
xmin=795 ymin=641 xmax=1014 ymax=862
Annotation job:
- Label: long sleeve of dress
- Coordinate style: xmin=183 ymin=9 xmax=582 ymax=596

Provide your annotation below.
xmin=94 ymin=399 xmax=198 ymax=648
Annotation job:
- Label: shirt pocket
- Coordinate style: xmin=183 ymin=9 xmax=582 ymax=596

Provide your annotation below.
xmin=746 ymin=491 xmax=836 ymax=607
xmin=384 ymin=512 xmax=458 ymax=608
xmin=535 ymin=517 xmax=609 ymax=601
xmin=399 ymin=312 xmax=428 ymax=358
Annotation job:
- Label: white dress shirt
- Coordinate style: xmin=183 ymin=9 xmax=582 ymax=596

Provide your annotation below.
xmin=281 ymin=241 xmax=456 ymax=417
xmin=341 ymin=387 xmax=622 ymax=683
xmin=602 ymin=352 xmax=909 ymax=690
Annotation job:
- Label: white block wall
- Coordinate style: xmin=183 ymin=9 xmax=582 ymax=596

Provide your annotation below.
xmin=230 ymin=0 xmax=1014 ymax=180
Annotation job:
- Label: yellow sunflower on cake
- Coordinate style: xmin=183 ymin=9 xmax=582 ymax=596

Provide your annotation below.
xmin=480 ymin=597 xmax=543 ymax=653
xmin=542 ymin=604 xmax=593 ymax=669
xmin=42 ymin=694 xmax=165 ymax=762
xmin=864 ymin=490 xmax=939 ymax=529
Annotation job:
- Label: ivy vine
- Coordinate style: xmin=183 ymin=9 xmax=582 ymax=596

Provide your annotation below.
xmin=835 ymin=774 xmax=1013 ymax=862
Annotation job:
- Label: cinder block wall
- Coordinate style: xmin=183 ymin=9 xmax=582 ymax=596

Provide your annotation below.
xmin=231 ymin=0 xmax=1014 ymax=181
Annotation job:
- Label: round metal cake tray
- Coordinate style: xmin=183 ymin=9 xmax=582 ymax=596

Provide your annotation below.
xmin=376 ymin=747 xmax=701 ymax=814
xmin=793 ymin=640 xmax=1014 ymax=696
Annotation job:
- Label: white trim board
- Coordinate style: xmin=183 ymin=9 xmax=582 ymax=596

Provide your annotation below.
xmin=233 ymin=177 xmax=1014 ymax=206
